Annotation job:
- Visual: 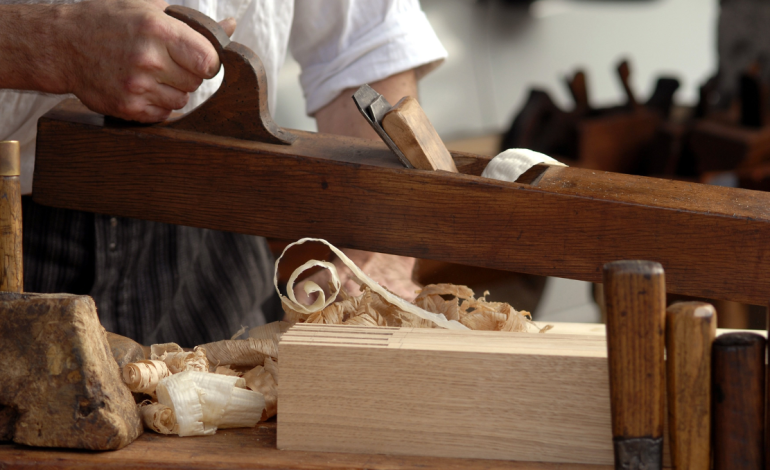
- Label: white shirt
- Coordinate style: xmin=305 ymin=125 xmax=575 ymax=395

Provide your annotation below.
xmin=0 ymin=0 xmax=447 ymax=194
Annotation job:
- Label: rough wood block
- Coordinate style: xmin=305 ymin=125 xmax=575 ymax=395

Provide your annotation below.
xmin=277 ymin=324 xmax=672 ymax=466
xmin=0 ymin=293 xmax=142 ymax=449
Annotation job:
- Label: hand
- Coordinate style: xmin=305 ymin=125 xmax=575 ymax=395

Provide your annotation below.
xmin=59 ymin=0 xmax=236 ymax=122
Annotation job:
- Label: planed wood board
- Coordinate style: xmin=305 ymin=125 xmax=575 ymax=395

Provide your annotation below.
xmin=277 ymin=324 xmax=670 ymax=466
xmin=32 ymin=100 xmax=770 ymax=306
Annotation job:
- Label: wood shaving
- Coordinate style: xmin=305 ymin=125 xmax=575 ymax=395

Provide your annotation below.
xmin=201 ymin=337 xmax=277 ymax=368
xmin=151 ymin=345 xmax=209 ymax=374
xmin=274 ymin=238 xmax=467 ymax=330
xmin=214 ymin=365 xmax=242 ymax=377
xmin=275 ymin=240 xmax=547 ymax=334
xmin=242 ymin=361 xmax=277 ymax=421
xmin=138 ymin=400 xmax=177 ymax=435
xmin=122 ymin=360 xmax=171 ymax=395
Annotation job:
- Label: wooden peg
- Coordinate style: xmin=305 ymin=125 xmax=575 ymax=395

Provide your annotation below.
xmin=0 ymin=141 xmax=22 ymax=292
xmin=381 ymin=96 xmax=458 ymax=172
xmin=604 ymin=260 xmax=665 ymax=470
xmin=712 ymin=332 xmax=765 ymax=470
xmin=665 ymin=301 xmax=716 ymax=470
xmin=616 ymin=60 xmax=639 ymax=109
xmin=565 ymin=70 xmax=590 ymax=113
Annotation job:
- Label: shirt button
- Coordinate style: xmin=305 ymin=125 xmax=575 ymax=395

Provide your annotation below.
xmin=109 ymin=242 xmax=117 ymax=251
xmin=110 ymin=217 xmax=118 ymax=227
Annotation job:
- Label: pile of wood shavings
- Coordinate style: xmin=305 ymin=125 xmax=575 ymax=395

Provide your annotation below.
xmin=277 ymin=238 xmax=550 ymax=333
xmin=123 ymin=322 xmax=285 ymax=436
xmin=126 ymin=238 xmax=549 ymax=437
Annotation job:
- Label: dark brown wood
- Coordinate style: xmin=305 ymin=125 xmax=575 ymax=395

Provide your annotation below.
xmin=712 ymin=332 xmax=765 ymax=470
xmin=665 ymin=302 xmax=715 ymax=470
xmin=0 ymin=421 xmax=615 ymax=470
xmin=160 ymin=6 xmax=296 ymax=145
xmin=566 ymin=70 xmax=589 ymax=113
xmin=577 ymin=110 xmax=661 ymax=173
xmin=33 ymin=99 xmax=770 ymax=306
xmin=603 ymin=261 xmax=665 ymax=470
xmin=616 ymin=60 xmax=638 ymax=109
xmin=0 ymin=175 xmax=22 ymax=292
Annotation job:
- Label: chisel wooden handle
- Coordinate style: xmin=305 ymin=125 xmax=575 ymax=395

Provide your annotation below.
xmin=0 ymin=141 xmax=22 ymax=293
xmin=665 ymin=302 xmax=716 ymax=470
xmin=604 ymin=260 xmax=665 ymax=470
xmin=712 ymin=332 xmax=765 ymax=470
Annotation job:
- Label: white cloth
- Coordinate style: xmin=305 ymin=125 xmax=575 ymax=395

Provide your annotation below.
xmin=0 ymin=0 xmax=447 ymax=194
xmin=481 ymin=148 xmax=567 ymax=183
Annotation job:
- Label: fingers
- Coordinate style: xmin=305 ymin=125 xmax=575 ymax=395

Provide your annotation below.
xmin=165 ymin=17 xmax=221 ymax=79
xmin=218 ymin=17 xmax=236 ymax=37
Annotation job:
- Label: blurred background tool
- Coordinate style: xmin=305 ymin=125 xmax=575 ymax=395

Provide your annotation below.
xmin=712 ymin=332 xmax=765 ymax=470
xmin=604 ymin=260 xmax=665 ymax=470
xmin=665 ymin=301 xmax=716 ymax=470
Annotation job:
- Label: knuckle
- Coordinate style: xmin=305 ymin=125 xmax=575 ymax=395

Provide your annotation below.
xmin=196 ymin=47 xmax=219 ymax=77
xmin=137 ymin=13 xmax=171 ymax=40
xmin=123 ymin=77 xmax=149 ymax=95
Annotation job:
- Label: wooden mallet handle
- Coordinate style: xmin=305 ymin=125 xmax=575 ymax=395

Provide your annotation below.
xmin=712 ymin=332 xmax=765 ymax=470
xmin=604 ymin=260 xmax=665 ymax=470
xmin=0 ymin=141 xmax=21 ymax=293
xmin=665 ymin=301 xmax=716 ymax=470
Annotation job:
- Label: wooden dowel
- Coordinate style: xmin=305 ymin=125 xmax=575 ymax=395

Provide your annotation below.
xmin=665 ymin=301 xmax=716 ymax=470
xmin=603 ymin=260 xmax=665 ymax=470
xmin=712 ymin=332 xmax=765 ymax=470
xmin=0 ymin=141 xmax=22 ymax=293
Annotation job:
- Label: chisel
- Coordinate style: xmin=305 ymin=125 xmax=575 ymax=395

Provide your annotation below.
xmin=712 ymin=332 xmax=765 ymax=470
xmin=665 ymin=301 xmax=716 ymax=470
xmin=604 ymin=260 xmax=665 ymax=470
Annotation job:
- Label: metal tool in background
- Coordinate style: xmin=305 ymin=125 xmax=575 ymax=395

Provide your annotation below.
xmin=352 ymin=85 xmax=413 ymax=169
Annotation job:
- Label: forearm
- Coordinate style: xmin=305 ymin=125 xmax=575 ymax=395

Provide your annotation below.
xmin=312 ymin=68 xmax=421 ymax=300
xmin=314 ymin=69 xmax=417 ymax=139
xmin=0 ymin=4 xmax=71 ymax=94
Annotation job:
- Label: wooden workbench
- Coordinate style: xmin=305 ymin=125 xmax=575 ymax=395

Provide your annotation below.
xmin=0 ymin=421 xmax=613 ymax=470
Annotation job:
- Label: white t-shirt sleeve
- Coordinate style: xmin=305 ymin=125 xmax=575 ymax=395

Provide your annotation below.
xmin=289 ymin=0 xmax=447 ymax=116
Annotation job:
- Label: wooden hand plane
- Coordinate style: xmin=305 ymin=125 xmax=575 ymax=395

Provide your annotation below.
xmin=33 ymin=7 xmax=770 ymax=307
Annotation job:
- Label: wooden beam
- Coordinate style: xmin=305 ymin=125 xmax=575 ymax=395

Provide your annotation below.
xmin=34 ymin=100 xmax=770 ymax=305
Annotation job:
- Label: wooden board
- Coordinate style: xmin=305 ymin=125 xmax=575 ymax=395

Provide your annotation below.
xmin=0 ymin=420 xmax=613 ymax=470
xmin=278 ymin=324 xmax=667 ymax=466
xmin=33 ymin=100 xmax=770 ymax=306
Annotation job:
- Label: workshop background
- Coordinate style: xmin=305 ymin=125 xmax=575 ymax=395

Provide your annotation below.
xmin=274 ymin=0 xmax=717 ymax=324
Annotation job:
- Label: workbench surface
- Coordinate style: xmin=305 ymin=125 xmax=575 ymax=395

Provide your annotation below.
xmin=0 ymin=421 xmax=613 ymax=470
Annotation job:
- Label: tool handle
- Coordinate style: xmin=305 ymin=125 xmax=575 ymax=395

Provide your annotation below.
xmin=712 ymin=332 xmax=765 ymax=470
xmin=565 ymin=70 xmax=589 ymax=113
xmin=604 ymin=260 xmax=665 ymax=469
xmin=158 ymin=6 xmax=295 ymax=144
xmin=616 ymin=60 xmax=638 ymax=109
xmin=0 ymin=141 xmax=22 ymax=293
xmin=665 ymin=301 xmax=716 ymax=470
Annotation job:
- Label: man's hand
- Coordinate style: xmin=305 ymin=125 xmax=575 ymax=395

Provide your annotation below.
xmin=0 ymin=0 xmax=236 ymax=123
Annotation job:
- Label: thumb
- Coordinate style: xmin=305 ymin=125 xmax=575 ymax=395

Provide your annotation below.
xmin=218 ymin=17 xmax=236 ymax=37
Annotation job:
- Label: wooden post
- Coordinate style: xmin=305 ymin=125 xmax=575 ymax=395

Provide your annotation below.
xmin=0 ymin=141 xmax=22 ymax=292
xmin=712 ymin=332 xmax=765 ymax=470
xmin=604 ymin=260 xmax=665 ymax=470
xmin=665 ymin=301 xmax=716 ymax=470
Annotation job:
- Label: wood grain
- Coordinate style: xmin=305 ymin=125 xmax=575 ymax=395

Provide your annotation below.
xmin=0 ymin=175 xmax=22 ymax=292
xmin=0 ymin=420 xmax=616 ymax=470
xmin=603 ymin=261 xmax=665 ymax=467
xmin=160 ymin=6 xmax=296 ymax=145
xmin=279 ymin=324 xmax=641 ymax=466
xmin=382 ymin=96 xmax=458 ymax=172
xmin=712 ymin=332 xmax=765 ymax=470
xmin=665 ymin=302 xmax=716 ymax=470
xmin=32 ymin=100 xmax=770 ymax=306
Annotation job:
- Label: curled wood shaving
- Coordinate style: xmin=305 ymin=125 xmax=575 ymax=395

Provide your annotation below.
xmin=138 ymin=400 xmax=177 ymax=434
xmin=152 ymin=345 xmax=209 ymax=374
xmin=215 ymin=365 xmax=242 ymax=377
xmin=201 ymin=338 xmax=276 ymax=368
xmin=122 ymin=360 xmax=171 ymax=395
xmin=243 ymin=362 xmax=277 ymax=421
xmin=274 ymin=238 xmax=467 ymax=330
